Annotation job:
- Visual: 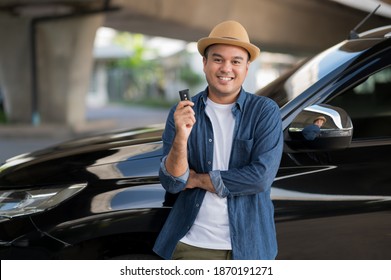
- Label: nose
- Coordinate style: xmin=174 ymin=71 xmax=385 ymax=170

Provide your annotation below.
xmin=220 ymin=61 xmax=232 ymax=73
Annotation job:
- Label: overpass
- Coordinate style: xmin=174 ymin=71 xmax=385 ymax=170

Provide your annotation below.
xmin=0 ymin=0 xmax=391 ymax=128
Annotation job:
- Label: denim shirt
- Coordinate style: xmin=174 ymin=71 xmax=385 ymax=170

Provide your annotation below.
xmin=153 ymin=88 xmax=283 ymax=260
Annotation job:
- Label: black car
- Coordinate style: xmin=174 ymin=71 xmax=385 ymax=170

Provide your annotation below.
xmin=1 ymin=25 xmax=390 ymax=260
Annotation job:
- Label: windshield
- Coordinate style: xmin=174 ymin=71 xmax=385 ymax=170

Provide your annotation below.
xmin=257 ymin=40 xmax=367 ymax=108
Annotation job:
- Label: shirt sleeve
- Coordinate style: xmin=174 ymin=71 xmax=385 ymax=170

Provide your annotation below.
xmin=160 ymin=156 xmax=189 ymax=182
xmin=209 ymin=169 xmax=230 ymax=198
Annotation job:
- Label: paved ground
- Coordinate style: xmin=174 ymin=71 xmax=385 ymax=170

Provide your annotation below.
xmin=0 ymin=104 xmax=170 ymax=163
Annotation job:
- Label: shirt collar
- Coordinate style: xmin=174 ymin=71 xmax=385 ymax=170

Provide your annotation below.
xmin=200 ymin=87 xmax=246 ymax=112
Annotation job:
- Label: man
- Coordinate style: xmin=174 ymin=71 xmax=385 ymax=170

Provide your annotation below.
xmin=302 ymin=115 xmax=327 ymax=140
xmin=153 ymin=20 xmax=283 ymax=260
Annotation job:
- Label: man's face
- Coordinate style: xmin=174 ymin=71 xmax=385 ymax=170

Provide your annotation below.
xmin=314 ymin=119 xmax=325 ymax=127
xmin=203 ymin=44 xmax=250 ymax=103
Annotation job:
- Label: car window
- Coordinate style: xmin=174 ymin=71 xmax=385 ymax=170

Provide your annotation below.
xmin=327 ymin=66 xmax=391 ymax=139
xmin=257 ymin=42 xmax=365 ymax=108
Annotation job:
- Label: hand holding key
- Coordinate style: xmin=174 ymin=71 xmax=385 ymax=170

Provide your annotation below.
xmin=174 ymin=89 xmax=195 ymax=139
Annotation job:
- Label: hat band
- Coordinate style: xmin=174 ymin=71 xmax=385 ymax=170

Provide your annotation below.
xmin=221 ymin=36 xmax=240 ymax=40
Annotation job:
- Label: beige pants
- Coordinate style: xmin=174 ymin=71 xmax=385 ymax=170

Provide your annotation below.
xmin=172 ymin=242 xmax=232 ymax=260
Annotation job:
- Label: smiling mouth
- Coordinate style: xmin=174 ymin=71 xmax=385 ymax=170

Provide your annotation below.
xmin=218 ymin=76 xmax=234 ymax=81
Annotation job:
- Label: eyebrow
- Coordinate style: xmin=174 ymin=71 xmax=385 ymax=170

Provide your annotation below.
xmin=211 ymin=53 xmax=245 ymax=61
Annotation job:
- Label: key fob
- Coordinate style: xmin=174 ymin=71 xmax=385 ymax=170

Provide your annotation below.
xmin=179 ymin=89 xmax=189 ymax=101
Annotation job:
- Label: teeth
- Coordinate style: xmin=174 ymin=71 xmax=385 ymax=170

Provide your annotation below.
xmin=219 ymin=77 xmax=232 ymax=81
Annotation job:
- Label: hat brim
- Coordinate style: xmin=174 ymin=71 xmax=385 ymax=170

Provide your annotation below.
xmin=315 ymin=116 xmax=327 ymax=123
xmin=197 ymin=37 xmax=260 ymax=62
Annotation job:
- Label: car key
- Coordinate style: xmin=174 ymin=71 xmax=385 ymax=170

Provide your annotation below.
xmin=179 ymin=89 xmax=190 ymax=101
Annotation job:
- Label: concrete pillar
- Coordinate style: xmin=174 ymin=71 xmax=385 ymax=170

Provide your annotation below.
xmin=37 ymin=14 xmax=104 ymax=127
xmin=0 ymin=11 xmax=104 ymax=127
xmin=0 ymin=13 xmax=32 ymax=123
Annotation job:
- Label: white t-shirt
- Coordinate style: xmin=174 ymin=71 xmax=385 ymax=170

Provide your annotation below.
xmin=180 ymin=98 xmax=235 ymax=250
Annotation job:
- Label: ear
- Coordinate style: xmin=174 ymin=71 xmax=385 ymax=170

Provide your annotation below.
xmin=245 ymin=61 xmax=250 ymax=74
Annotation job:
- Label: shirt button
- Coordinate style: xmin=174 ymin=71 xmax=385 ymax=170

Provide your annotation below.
xmin=209 ymin=138 xmax=213 ymax=142
xmin=207 ymin=161 xmax=211 ymax=165
xmin=196 ymin=204 xmax=200 ymax=207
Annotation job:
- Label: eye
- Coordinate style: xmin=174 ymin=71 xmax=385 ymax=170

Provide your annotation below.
xmin=214 ymin=58 xmax=223 ymax=63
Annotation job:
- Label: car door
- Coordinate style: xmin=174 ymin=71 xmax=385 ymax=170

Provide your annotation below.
xmin=274 ymin=64 xmax=391 ymax=259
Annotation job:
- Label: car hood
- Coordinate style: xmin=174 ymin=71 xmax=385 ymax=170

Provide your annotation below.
xmin=0 ymin=124 xmax=165 ymax=187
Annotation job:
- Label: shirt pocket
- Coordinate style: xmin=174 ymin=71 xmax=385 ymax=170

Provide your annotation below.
xmin=231 ymin=138 xmax=254 ymax=167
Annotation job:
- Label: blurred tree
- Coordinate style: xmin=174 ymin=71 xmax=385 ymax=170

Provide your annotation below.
xmin=179 ymin=62 xmax=203 ymax=88
xmin=108 ymin=33 xmax=163 ymax=102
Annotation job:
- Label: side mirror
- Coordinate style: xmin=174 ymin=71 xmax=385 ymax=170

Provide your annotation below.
xmin=285 ymin=104 xmax=353 ymax=152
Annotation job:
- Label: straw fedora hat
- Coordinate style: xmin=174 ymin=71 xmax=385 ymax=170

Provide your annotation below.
xmin=314 ymin=116 xmax=327 ymax=123
xmin=197 ymin=20 xmax=260 ymax=62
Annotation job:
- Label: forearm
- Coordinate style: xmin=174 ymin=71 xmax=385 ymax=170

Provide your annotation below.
xmin=165 ymin=133 xmax=189 ymax=177
xmin=165 ymin=99 xmax=195 ymax=176
xmin=186 ymin=170 xmax=216 ymax=193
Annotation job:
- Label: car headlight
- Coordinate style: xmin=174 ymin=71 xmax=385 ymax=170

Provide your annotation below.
xmin=0 ymin=183 xmax=87 ymax=219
